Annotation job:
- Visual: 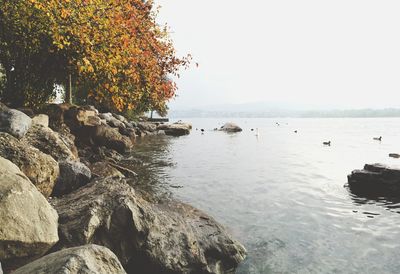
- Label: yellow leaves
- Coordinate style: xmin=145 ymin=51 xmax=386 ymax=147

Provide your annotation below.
xmin=21 ymin=0 xmax=190 ymax=113
xmin=60 ymin=8 xmax=70 ymax=19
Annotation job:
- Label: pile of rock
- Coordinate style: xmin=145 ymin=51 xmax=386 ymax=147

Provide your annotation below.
xmin=0 ymin=103 xmax=245 ymax=273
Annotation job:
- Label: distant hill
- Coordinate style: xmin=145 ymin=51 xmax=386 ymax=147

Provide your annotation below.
xmin=169 ymin=105 xmax=400 ymax=118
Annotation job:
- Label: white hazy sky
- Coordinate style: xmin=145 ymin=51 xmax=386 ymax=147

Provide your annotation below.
xmin=156 ymin=0 xmax=400 ymax=110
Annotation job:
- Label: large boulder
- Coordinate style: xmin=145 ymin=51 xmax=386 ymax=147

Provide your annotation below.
xmin=0 ymin=133 xmax=59 ymax=197
xmin=347 ymin=163 xmax=400 ymax=195
xmin=0 ymin=157 xmax=59 ymax=271
xmin=52 ymin=160 xmax=91 ymax=197
xmin=23 ymin=124 xmax=77 ymax=161
xmin=52 ymin=178 xmax=246 ymax=274
xmin=13 ymin=245 xmax=126 ymax=274
xmin=90 ymin=125 xmax=133 ymax=153
xmin=0 ymin=108 xmax=32 ymax=138
xmin=157 ymin=122 xmax=191 ymax=137
xmin=219 ymin=123 xmax=242 ymax=133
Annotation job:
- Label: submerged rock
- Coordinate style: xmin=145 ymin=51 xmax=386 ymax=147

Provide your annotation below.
xmin=219 ymin=123 xmax=242 ymax=133
xmin=0 ymin=108 xmax=32 ymax=138
xmin=0 ymin=157 xmax=58 ymax=270
xmin=0 ymin=132 xmax=59 ymax=197
xmin=52 ymin=160 xmax=91 ymax=197
xmin=13 ymin=245 xmax=126 ymax=274
xmin=52 ymin=178 xmax=246 ymax=273
xmin=347 ymin=163 xmax=400 ymax=195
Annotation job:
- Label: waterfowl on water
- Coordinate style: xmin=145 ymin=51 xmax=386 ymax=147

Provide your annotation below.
xmin=323 ymin=141 xmax=331 ymax=146
xmin=294 ymin=130 xmax=298 ymax=133
xmin=373 ymin=136 xmax=382 ymax=141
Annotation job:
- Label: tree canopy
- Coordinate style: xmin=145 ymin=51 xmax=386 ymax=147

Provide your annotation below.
xmin=0 ymin=0 xmax=190 ymax=114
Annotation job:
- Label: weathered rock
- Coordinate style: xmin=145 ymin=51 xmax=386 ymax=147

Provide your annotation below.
xmin=99 ymin=113 xmax=125 ymax=129
xmin=23 ymin=124 xmax=77 ymax=161
xmin=112 ymin=113 xmax=128 ymax=124
xmin=65 ymin=106 xmax=102 ymax=129
xmin=0 ymin=133 xmax=59 ymax=197
xmin=90 ymin=162 xmax=125 ymax=178
xmin=32 ymin=114 xmax=49 ymax=127
xmin=138 ymin=122 xmax=157 ymax=132
xmin=157 ymin=122 xmax=191 ymax=137
xmin=0 ymin=108 xmax=32 ymax=138
xmin=52 ymin=178 xmax=246 ymax=274
xmin=52 ymin=160 xmax=91 ymax=197
xmin=13 ymin=245 xmax=126 ymax=274
xmin=219 ymin=123 xmax=242 ymax=133
xmin=0 ymin=157 xmax=58 ymax=270
xmin=91 ymin=125 xmax=133 ymax=153
xmin=175 ymin=120 xmax=193 ymax=130
xmin=347 ymin=163 xmax=400 ymax=195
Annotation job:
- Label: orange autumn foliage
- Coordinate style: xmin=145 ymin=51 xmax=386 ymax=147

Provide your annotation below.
xmin=29 ymin=0 xmax=190 ymax=113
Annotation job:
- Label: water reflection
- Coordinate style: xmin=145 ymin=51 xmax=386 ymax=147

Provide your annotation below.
xmin=346 ymin=183 xmax=400 ymax=215
xmin=124 ymin=135 xmax=176 ymax=201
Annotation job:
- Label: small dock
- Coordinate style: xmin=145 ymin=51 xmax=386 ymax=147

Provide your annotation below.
xmin=147 ymin=117 xmax=169 ymax=123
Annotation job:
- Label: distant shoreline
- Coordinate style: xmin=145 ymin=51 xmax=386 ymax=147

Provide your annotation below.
xmin=170 ymin=108 xmax=400 ymax=119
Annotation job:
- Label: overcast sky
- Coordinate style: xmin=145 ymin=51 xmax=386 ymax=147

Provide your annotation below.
xmin=156 ymin=0 xmax=400 ymax=110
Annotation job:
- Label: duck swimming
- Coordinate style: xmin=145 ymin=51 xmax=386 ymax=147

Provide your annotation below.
xmin=323 ymin=141 xmax=331 ymax=146
xmin=373 ymin=136 xmax=382 ymax=141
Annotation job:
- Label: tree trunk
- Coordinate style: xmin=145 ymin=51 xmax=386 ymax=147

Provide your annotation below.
xmin=65 ymin=74 xmax=72 ymax=104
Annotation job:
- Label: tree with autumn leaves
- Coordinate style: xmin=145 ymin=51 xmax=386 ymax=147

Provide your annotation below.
xmin=0 ymin=0 xmax=190 ymax=115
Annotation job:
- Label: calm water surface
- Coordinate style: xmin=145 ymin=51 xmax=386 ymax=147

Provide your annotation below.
xmin=133 ymin=118 xmax=400 ymax=274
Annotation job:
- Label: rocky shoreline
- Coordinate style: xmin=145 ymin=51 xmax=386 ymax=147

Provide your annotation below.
xmin=0 ymin=103 xmax=246 ymax=273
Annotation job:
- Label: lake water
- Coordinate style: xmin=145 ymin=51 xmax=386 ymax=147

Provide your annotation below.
xmin=133 ymin=118 xmax=400 ymax=274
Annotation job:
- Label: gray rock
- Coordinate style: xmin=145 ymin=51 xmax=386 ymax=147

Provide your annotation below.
xmin=0 ymin=133 xmax=59 ymax=197
xmin=52 ymin=160 xmax=91 ymax=197
xmin=112 ymin=113 xmax=128 ymax=124
xmin=23 ymin=124 xmax=77 ymax=161
xmin=32 ymin=114 xmax=49 ymax=127
xmin=0 ymin=157 xmax=58 ymax=270
xmin=52 ymin=178 xmax=246 ymax=274
xmin=0 ymin=108 xmax=32 ymax=138
xmin=13 ymin=245 xmax=126 ymax=274
xmin=157 ymin=123 xmax=191 ymax=137
xmin=219 ymin=123 xmax=242 ymax=133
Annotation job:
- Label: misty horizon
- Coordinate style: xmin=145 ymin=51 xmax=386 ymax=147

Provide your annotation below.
xmin=156 ymin=0 xmax=400 ymax=111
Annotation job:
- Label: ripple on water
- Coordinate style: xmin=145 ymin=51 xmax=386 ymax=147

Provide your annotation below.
xmin=131 ymin=118 xmax=400 ymax=274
